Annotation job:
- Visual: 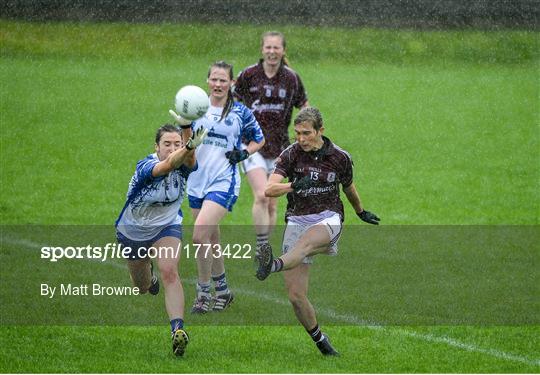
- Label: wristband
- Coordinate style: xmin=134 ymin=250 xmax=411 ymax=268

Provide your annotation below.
xmin=180 ymin=125 xmax=191 ymax=129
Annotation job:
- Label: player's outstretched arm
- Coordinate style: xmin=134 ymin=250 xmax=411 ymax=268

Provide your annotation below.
xmin=343 ymin=183 xmax=380 ymax=225
xmin=265 ymin=173 xmax=293 ymax=197
xmin=152 ymin=126 xmax=208 ymax=177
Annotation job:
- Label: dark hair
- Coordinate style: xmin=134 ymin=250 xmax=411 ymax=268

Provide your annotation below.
xmin=208 ymin=60 xmax=234 ymax=122
xmin=294 ymin=107 xmax=323 ymax=131
xmin=155 ymin=124 xmax=181 ymax=144
xmin=261 ymin=31 xmax=290 ymax=66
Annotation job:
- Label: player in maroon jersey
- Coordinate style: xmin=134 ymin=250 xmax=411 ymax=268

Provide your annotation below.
xmin=234 ymin=31 xmax=309 ymax=254
xmin=258 ymin=107 xmax=380 ymax=356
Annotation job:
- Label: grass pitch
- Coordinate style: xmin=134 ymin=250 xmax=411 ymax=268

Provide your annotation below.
xmin=0 ymin=20 xmax=539 ymax=373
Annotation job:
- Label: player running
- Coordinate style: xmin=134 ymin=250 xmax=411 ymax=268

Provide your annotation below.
xmin=234 ymin=31 xmax=309 ymax=258
xmin=256 ymin=107 xmax=380 ymax=356
xmin=116 ymin=123 xmax=208 ymax=356
xmin=182 ymin=61 xmax=265 ymax=314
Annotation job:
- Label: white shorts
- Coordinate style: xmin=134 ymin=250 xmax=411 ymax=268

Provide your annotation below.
xmin=241 ymin=151 xmax=276 ymax=175
xmin=282 ymin=212 xmax=343 ymax=265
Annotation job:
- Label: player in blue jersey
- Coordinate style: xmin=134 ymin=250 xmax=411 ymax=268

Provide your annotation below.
xmin=183 ymin=61 xmax=265 ymax=314
xmin=116 ymin=123 xmax=207 ymax=357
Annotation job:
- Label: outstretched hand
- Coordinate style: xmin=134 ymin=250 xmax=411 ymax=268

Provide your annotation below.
xmin=225 ymin=148 xmax=250 ymax=164
xmin=186 ymin=126 xmax=208 ymax=150
xmin=357 ymin=210 xmax=380 ymax=225
xmin=169 ymin=109 xmax=192 ymax=127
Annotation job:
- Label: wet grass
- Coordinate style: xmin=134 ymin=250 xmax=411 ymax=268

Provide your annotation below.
xmin=0 ymin=20 xmax=539 ymax=373
xmin=1 ymin=20 xmax=538 ymax=66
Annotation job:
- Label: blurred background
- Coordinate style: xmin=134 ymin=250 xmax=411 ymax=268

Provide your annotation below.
xmin=2 ymin=0 xmax=538 ymax=29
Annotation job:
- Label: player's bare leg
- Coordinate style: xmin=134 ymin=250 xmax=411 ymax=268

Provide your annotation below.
xmin=267 ymin=196 xmax=278 ymax=235
xmin=256 ymin=225 xmax=330 ymax=280
xmin=127 ymin=258 xmax=153 ymax=293
xmin=283 ymin=264 xmax=316 ymax=328
xmin=283 ymin=263 xmax=339 ymax=356
xmin=191 ymin=201 xmax=228 ymax=313
xmin=280 ymin=225 xmax=330 ymax=269
xmin=246 ymin=167 xmax=272 ymax=243
xmin=154 ymin=236 xmax=184 ymax=320
xmin=209 ymin=227 xmax=234 ymax=311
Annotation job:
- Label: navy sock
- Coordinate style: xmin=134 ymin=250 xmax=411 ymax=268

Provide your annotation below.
xmin=170 ymin=318 xmax=184 ymax=333
xmin=212 ymin=272 xmax=230 ymax=296
xmin=196 ymin=281 xmax=211 ymax=298
xmin=307 ymin=324 xmax=324 ymax=342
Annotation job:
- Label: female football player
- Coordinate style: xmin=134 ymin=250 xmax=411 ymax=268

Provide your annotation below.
xmin=115 ymin=123 xmax=207 ymax=357
xmin=258 ymin=107 xmax=380 ymax=356
xmin=182 ymin=61 xmax=264 ymax=314
xmin=234 ymin=31 xmax=309 ymax=257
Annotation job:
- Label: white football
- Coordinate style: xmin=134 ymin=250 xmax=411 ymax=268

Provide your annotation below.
xmin=174 ymin=85 xmax=210 ymax=121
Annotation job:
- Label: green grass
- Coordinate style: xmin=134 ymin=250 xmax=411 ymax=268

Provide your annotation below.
xmin=1 ymin=53 xmax=538 ymax=225
xmin=0 ymin=20 xmax=539 ymax=373
xmin=1 ymin=326 xmax=539 ymax=373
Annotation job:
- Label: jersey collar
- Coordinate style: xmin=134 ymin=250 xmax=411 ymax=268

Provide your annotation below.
xmin=307 ymin=136 xmax=335 ymax=159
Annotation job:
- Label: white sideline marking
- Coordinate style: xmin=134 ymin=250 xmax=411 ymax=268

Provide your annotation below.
xmin=2 ymin=236 xmax=539 ymax=367
xmin=230 ymin=285 xmax=540 ymax=367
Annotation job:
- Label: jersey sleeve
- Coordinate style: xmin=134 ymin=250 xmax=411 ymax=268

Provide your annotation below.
xmin=239 ymin=105 xmax=264 ymax=143
xmin=178 ymin=162 xmax=198 ymax=179
xmin=340 ymin=153 xmax=354 ymax=188
xmin=273 ymin=148 xmax=292 ymax=178
xmin=292 ymin=73 xmax=308 ymax=108
xmin=233 ymin=71 xmax=248 ymax=102
xmin=135 ymin=156 xmax=159 ymax=184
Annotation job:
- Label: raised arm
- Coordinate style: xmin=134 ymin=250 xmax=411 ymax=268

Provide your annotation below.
xmin=152 ymin=127 xmax=208 ymax=177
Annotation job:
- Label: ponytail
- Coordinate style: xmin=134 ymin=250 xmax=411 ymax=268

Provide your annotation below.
xmin=221 ymin=88 xmax=234 ymax=122
xmin=282 ymin=56 xmax=290 ymax=67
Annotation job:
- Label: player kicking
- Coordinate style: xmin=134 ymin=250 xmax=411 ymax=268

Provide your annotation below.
xmin=256 ymin=107 xmax=380 ymax=356
xmin=116 ymin=123 xmax=207 ymax=356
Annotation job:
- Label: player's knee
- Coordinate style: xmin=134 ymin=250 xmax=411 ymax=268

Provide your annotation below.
xmin=159 ymin=265 xmax=179 ymax=285
xmin=288 ymin=289 xmax=308 ymax=307
xmin=192 ymin=232 xmax=208 ymax=246
xmin=253 ymin=191 xmax=269 ymax=206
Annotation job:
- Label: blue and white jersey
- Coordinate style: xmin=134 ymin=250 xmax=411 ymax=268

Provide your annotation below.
xmin=187 ymin=102 xmax=263 ymax=198
xmin=116 ymin=153 xmax=195 ymax=241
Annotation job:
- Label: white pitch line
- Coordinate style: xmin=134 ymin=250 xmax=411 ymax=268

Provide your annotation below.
xmin=2 ymin=236 xmax=539 ymax=367
xmin=229 ymin=285 xmax=539 ymax=367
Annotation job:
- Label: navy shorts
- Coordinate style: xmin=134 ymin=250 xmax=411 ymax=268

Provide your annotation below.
xmin=116 ymin=224 xmax=182 ymax=260
xmin=188 ymin=191 xmax=238 ymax=212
